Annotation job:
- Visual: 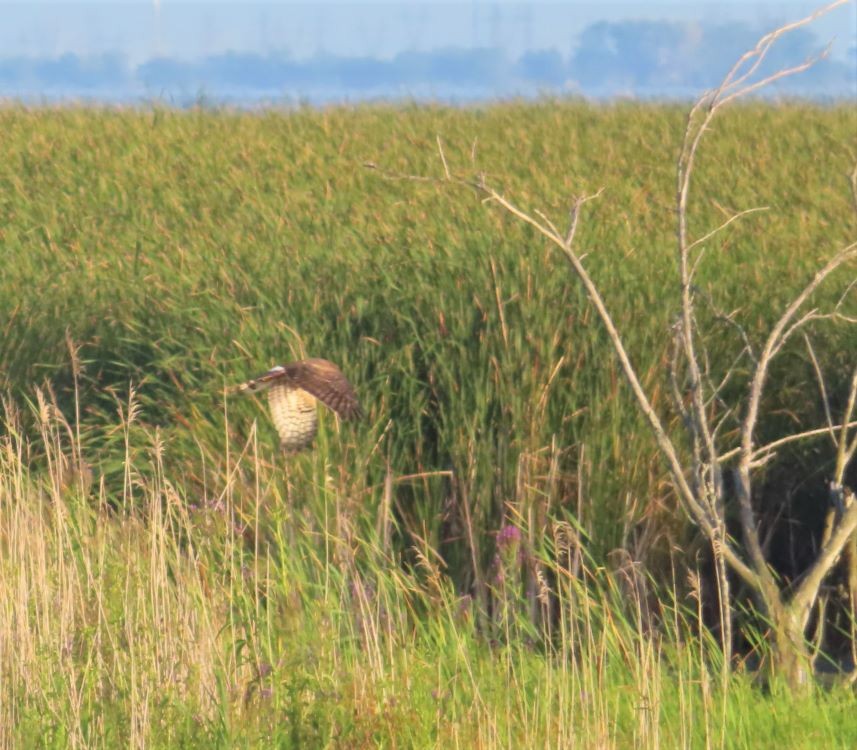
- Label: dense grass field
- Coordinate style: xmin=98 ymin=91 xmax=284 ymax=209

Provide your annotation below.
xmin=0 ymin=101 xmax=856 ymax=747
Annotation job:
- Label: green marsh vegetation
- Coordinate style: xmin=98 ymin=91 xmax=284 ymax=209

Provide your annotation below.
xmin=1 ymin=25 xmax=856 ymax=747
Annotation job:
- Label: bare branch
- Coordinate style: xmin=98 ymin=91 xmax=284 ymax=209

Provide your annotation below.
xmin=688 ymin=206 xmax=769 ymax=282
xmin=712 ymin=1 xmax=847 ymax=105
xmin=803 ymin=334 xmax=837 ymax=447
xmin=687 ymin=206 xmax=771 ymax=252
xmin=706 ymin=350 xmax=748 ymax=408
xmin=711 ymin=406 xmax=737 ymax=446
xmin=717 ymin=419 xmax=857 ymax=464
xmin=567 ymin=189 xmax=604 ymax=242
xmin=832 ymin=276 xmax=857 ymax=315
xmin=534 ymin=209 xmax=563 ymax=241
xmin=771 ymin=310 xmax=823 ymax=360
xmin=718 ymin=46 xmax=832 ymax=108
xmin=436 ymin=136 xmax=451 ymax=181
xmin=834 ymin=367 xmax=857 ymax=483
xmin=741 ymin=242 xmax=857 ymax=464
xmin=668 ymin=323 xmax=693 ymax=426
xmin=850 ymin=161 xmax=857 ymax=217
xmin=480 ymin=187 xmax=566 ymax=246
xmin=363 ymin=161 xmax=438 ymax=184
xmin=792 ymin=491 xmax=857 ymax=628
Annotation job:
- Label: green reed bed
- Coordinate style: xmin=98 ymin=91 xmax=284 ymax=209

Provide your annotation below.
xmin=0 ymin=102 xmax=855 ymax=746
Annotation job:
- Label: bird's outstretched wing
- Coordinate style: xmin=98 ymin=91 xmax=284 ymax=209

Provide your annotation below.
xmin=289 ymin=358 xmax=362 ymax=420
xmin=235 ymin=358 xmax=362 ymax=420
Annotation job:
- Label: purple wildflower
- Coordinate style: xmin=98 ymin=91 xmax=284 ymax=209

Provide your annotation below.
xmin=496 ymin=524 xmax=522 ymax=550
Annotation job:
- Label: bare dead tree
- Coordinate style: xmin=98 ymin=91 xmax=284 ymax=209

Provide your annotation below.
xmin=369 ymin=0 xmax=857 ymax=688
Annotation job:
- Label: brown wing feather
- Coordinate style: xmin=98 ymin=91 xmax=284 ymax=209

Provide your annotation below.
xmin=287 ymin=358 xmax=362 ymax=420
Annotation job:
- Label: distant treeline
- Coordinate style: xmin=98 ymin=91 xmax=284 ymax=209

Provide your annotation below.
xmin=0 ymin=19 xmax=854 ymax=102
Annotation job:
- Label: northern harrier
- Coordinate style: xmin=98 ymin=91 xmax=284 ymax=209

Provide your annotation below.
xmin=235 ymin=358 xmax=361 ymax=451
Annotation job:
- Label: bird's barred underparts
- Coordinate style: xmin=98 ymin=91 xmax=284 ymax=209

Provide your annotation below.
xmin=234 ymin=358 xmax=361 ymax=451
xmin=267 ymin=384 xmax=319 ymax=451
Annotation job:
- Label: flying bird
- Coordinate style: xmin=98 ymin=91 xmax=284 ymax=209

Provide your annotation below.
xmin=234 ymin=358 xmax=361 ymax=451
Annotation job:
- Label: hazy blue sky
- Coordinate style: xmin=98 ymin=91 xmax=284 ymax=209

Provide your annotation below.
xmin=1 ymin=2 xmax=853 ymax=63
xmin=0 ymin=2 xmax=853 ymax=102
